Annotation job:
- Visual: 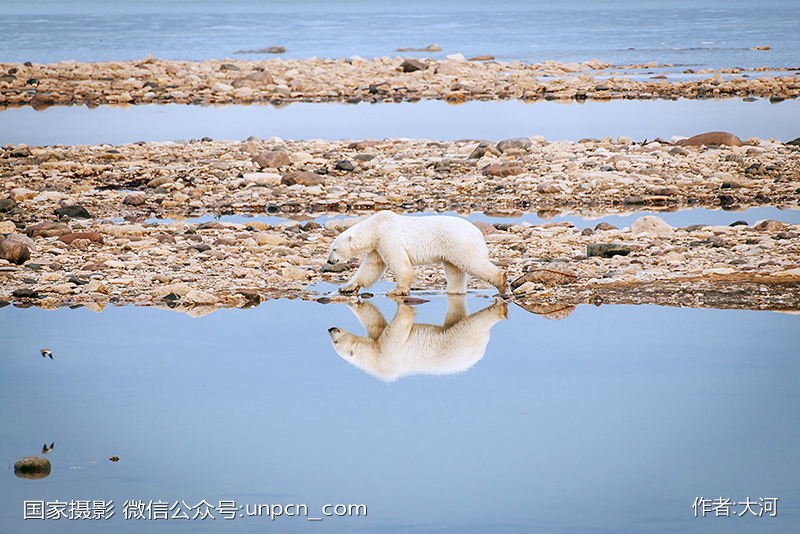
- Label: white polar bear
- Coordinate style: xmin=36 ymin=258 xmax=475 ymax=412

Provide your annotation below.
xmin=328 ymin=296 xmax=508 ymax=381
xmin=325 ymin=211 xmax=507 ymax=296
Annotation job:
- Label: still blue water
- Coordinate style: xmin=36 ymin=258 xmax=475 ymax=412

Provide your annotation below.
xmin=2 ymin=98 xmax=799 ymax=147
xmin=1 ymin=0 xmax=799 ymax=69
xmin=1 ymin=297 xmax=799 ymax=533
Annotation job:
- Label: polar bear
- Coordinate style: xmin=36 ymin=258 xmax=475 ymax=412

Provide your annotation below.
xmin=325 ymin=211 xmax=507 ymax=296
xmin=328 ymin=296 xmax=508 ymax=381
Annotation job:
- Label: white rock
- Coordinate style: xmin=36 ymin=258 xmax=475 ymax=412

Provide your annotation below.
xmin=184 ymin=289 xmax=219 ymax=305
xmin=255 ymin=232 xmax=289 ymax=246
xmin=630 ymin=216 xmax=674 ymax=238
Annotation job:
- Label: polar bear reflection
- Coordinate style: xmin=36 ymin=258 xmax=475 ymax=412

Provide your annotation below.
xmin=328 ymin=296 xmax=507 ymax=381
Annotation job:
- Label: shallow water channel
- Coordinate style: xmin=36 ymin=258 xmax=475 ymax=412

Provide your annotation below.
xmin=2 ymin=293 xmax=798 ymax=533
xmin=2 ymin=98 xmax=799 ymax=147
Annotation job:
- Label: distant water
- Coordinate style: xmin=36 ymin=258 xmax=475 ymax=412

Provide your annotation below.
xmin=2 ymin=0 xmax=799 ymax=69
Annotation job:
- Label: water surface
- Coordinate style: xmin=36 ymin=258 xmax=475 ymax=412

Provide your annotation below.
xmin=2 ymin=98 xmax=798 ymax=147
xmin=1 ymin=296 xmax=798 ymax=532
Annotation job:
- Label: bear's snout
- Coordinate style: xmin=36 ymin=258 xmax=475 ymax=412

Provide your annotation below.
xmin=328 ymin=327 xmax=339 ymax=333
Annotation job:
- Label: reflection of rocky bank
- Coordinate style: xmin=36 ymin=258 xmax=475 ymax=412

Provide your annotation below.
xmin=1 ymin=57 xmax=798 ymax=108
xmin=329 ymin=297 xmax=507 ymax=381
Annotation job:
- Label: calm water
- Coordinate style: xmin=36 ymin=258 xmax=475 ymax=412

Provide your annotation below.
xmin=1 ymin=295 xmax=799 ymax=533
xmin=2 ymin=0 xmax=799 ymax=69
xmin=2 ymin=98 xmax=799 ymax=147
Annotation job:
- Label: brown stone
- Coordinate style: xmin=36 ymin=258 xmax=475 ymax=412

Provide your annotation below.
xmin=511 ymin=263 xmax=577 ymax=289
xmin=14 ymin=457 xmax=51 ymax=480
xmin=281 ymin=171 xmax=325 ymax=187
xmin=0 ymin=238 xmax=30 ymax=265
xmin=57 ymin=232 xmax=103 ymax=245
xmin=232 ymin=71 xmax=275 ymax=87
xmin=253 ymin=150 xmax=291 ymax=169
xmin=398 ymin=58 xmax=429 ymax=72
xmin=754 ymin=220 xmax=786 ymax=232
xmin=482 ymin=162 xmax=525 ymax=177
xmin=123 ymin=194 xmax=146 ymax=206
xmin=674 ymin=131 xmax=743 ymax=147
xmin=472 ymin=221 xmax=498 ymax=235
xmin=25 ymin=221 xmax=71 ymax=238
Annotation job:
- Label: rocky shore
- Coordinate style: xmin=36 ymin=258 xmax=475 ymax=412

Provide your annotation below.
xmin=2 ymin=133 xmax=799 ymax=315
xmin=1 ymin=56 xmax=799 ymax=108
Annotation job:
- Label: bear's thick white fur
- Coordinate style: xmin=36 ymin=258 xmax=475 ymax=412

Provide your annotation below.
xmin=328 ymin=296 xmax=508 ymax=381
xmin=326 ymin=211 xmax=507 ymax=296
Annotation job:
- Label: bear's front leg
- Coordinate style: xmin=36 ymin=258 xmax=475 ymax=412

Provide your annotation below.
xmin=338 ymin=250 xmax=386 ymax=294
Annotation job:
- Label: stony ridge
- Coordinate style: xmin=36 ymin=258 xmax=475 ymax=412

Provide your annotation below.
xmin=2 ymin=134 xmax=799 ymax=314
xmin=1 ymin=56 xmax=799 ymax=108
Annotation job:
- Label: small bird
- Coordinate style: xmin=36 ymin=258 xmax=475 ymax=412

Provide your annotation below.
xmin=40 ymin=349 xmax=53 ymax=359
xmin=42 ymin=442 xmax=54 ymax=454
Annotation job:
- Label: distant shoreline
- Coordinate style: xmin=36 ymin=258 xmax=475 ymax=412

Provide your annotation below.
xmin=1 ymin=56 xmax=798 ymax=109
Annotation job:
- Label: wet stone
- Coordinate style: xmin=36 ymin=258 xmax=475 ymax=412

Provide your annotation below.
xmin=587 ymin=243 xmax=634 ymax=258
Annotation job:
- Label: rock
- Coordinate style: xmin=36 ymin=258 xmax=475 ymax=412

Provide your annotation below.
xmin=786 ymin=136 xmax=800 ymax=146
xmin=0 ymin=198 xmax=18 ymax=213
xmin=243 ymin=172 xmax=281 ymax=185
xmin=321 ymin=262 xmax=350 ymax=272
xmin=12 ymin=288 xmax=40 ymax=299
xmin=587 ymin=243 xmax=633 ymax=258
xmin=468 ymin=55 xmax=495 ymax=61
xmin=255 ymin=232 xmax=289 ymax=246
xmin=472 ymin=221 xmax=498 ymax=235
xmin=434 ymin=63 xmax=459 ymax=75
xmin=85 ymin=280 xmax=108 ymax=294
xmin=0 ymin=220 xmax=17 ymax=234
xmin=147 ymin=176 xmax=173 ymax=188
xmin=57 ymin=232 xmax=103 ymax=245
xmin=183 ymin=289 xmax=219 ymax=305
xmin=14 ymin=457 xmax=51 ymax=480
xmin=282 ymin=267 xmax=311 ymax=280
xmin=55 ymin=204 xmax=91 ymax=219
xmin=252 ymin=150 xmax=291 ymax=169
xmin=234 ymin=46 xmax=286 ymax=54
xmin=281 ymin=171 xmax=325 ymax=186
xmin=674 ymin=131 xmax=743 ymax=147
xmin=630 ymin=216 xmax=674 ymax=237
xmin=482 ymin=162 xmax=525 ymax=177
xmin=469 ymin=141 xmax=502 ymax=159
xmin=335 ymin=160 xmax=355 ymax=172
xmin=536 ymin=183 xmax=561 ymax=194
xmin=397 ymin=44 xmax=441 ymax=52
xmin=232 ymin=71 xmax=275 ymax=87
xmin=496 ymin=137 xmax=532 ymax=152
xmin=0 ymin=238 xmax=30 ymax=265
xmin=594 ymin=222 xmax=618 ymax=231
xmin=398 ymin=58 xmax=428 ymax=72
xmin=511 ymin=263 xmax=577 ymax=289
xmin=123 ymin=193 xmax=146 ymax=206
xmin=754 ymin=220 xmax=786 ymax=232
xmin=212 ymin=82 xmax=234 ymax=93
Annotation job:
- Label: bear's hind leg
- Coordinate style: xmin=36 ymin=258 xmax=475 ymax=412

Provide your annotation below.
xmin=442 ymin=260 xmax=467 ymax=294
xmin=464 ymin=259 xmax=507 ymax=294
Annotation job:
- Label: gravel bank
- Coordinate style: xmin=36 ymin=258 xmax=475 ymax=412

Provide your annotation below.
xmin=2 ymin=133 xmax=799 ymax=314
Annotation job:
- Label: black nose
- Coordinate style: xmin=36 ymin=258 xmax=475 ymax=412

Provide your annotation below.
xmin=328 ymin=327 xmax=339 ymax=333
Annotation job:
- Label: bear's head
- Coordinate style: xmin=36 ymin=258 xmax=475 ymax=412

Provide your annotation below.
xmin=326 ymin=229 xmax=357 ymax=266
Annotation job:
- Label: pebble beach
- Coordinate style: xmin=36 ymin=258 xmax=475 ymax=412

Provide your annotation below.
xmin=2 ymin=102 xmax=799 ymax=314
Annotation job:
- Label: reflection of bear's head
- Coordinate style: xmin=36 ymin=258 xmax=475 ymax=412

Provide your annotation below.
xmin=328 ymin=297 xmax=507 ymax=381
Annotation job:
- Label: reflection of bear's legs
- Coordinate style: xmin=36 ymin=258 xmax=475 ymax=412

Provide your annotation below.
xmin=386 ymin=259 xmax=414 ymax=296
xmin=347 ymin=301 xmax=389 ymax=339
xmin=443 ymin=295 xmax=468 ymax=328
xmin=340 ymin=251 xmax=386 ymax=293
xmin=442 ymin=261 xmax=467 ymax=294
